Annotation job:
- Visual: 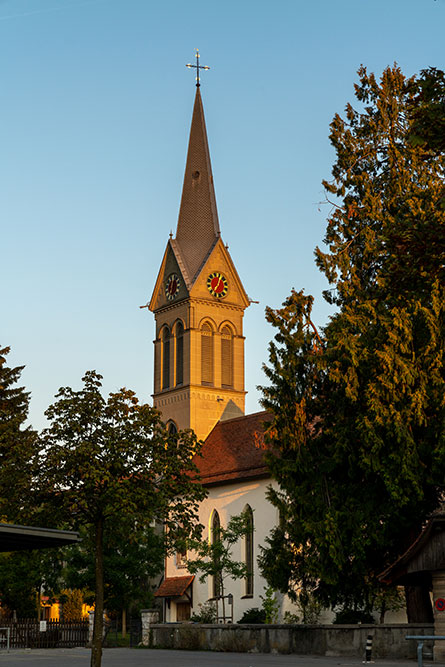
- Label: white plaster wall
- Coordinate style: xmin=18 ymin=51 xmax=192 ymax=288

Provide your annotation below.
xmin=164 ymin=477 xmax=281 ymax=623
xmin=161 ymin=478 xmax=409 ymax=625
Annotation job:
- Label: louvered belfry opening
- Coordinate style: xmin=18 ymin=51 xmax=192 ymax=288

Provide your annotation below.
xmin=162 ymin=327 xmax=170 ymax=390
xmin=221 ymin=325 xmax=233 ymax=388
xmin=175 ymin=321 xmax=184 ymax=386
xmin=201 ymin=322 xmax=214 ymax=385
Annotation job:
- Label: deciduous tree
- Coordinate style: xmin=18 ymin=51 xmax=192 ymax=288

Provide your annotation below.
xmin=187 ymin=511 xmax=251 ymax=623
xmin=64 ymin=521 xmax=164 ymax=633
xmin=38 ymin=371 xmax=206 ymax=667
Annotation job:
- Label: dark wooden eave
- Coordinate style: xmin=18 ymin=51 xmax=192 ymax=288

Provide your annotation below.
xmin=379 ymin=512 xmax=445 ymax=586
xmin=0 ymin=523 xmax=80 ymax=552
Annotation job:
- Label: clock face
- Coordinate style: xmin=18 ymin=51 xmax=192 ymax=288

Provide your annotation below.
xmin=207 ymin=272 xmax=228 ymax=298
xmin=165 ymin=273 xmax=180 ymax=300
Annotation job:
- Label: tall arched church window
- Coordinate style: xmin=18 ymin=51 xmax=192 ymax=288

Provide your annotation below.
xmin=244 ymin=506 xmax=254 ymax=596
xmin=175 ymin=322 xmax=184 ymax=386
xmin=211 ymin=510 xmax=221 ymax=598
xmin=162 ymin=327 xmax=170 ymax=390
xmin=167 ymin=421 xmax=177 ymax=435
xmin=201 ymin=323 xmax=214 ymax=386
xmin=221 ymin=325 xmax=233 ymax=388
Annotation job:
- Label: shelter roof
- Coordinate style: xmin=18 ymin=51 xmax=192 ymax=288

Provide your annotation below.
xmin=195 ymin=411 xmax=272 ymax=486
xmin=380 ymin=511 xmax=445 ymax=585
xmin=154 ymin=575 xmax=195 ymax=598
xmin=0 ymin=523 xmax=80 ymax=552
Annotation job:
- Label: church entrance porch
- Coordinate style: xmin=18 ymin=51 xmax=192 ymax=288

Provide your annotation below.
xmin=154 ymin=575 xmax=194 ymax=623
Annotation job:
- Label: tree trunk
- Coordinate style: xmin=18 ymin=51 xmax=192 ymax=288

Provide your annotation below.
xmin=121 ymin=608 xmax=126 ymax=638
xmin=220 ymin=576 xmax=225 ymax=623
xmin=405 ymin=585 xmax=433 ymax=623
xmin=379 ymin=598 xmax=386 ymax=625
xmin=91 ymin=517 xmax=104 ymax=667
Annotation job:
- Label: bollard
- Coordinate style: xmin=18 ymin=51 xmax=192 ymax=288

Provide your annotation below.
xmin=363 ymin=634 xmax=373 ymax=664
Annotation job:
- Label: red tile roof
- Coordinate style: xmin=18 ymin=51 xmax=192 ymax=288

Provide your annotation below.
xmin=194 ymin=411 xmax=272 ymax=486
xmin=154 ymin=575 xmax=195 ymax=598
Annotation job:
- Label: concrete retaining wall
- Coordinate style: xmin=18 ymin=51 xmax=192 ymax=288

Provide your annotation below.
xmin=146 ymin=622 xmax=434 ymax=658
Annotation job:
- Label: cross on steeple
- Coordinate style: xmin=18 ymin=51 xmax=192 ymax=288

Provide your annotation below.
xmin=186 ymin=49 xmax=210 ymax=87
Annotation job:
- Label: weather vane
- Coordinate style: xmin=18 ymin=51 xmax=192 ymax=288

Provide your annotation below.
xmin=186 ymin=49 xmax=210 ymax=87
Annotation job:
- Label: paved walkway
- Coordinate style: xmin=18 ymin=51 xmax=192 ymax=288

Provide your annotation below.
xmin=0 ymin=648 xmax=428 ymax=666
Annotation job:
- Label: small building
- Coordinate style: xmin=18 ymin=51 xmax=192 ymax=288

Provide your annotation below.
xmin=380 ymin=511 xmax=445 ymax=661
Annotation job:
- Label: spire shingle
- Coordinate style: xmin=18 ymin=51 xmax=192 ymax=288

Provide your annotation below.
xmin=175 ymin=87 xmax=220 ymax=284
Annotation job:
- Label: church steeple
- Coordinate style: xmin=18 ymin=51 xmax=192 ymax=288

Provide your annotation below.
xmin=175 ymin=87 xmax=220 ymax=285
xmin=148 ymin=78 xmax=249 ymax=441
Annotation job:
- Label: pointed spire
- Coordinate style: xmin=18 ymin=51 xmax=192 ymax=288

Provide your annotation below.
xmin=175 ymin=87 xmax=220 ymax=284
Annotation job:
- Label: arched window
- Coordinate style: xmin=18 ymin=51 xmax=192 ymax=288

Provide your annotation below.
xmin=211 ymin=510 xmax=221 ymax=598
xmin=201 ymin=323 xmax=214 ymax=386
xmin=175 ymin=321 xmax=184 ymax=386
xmin=244 ymin=506 xmax=254 ymax=596
xmin=221 ymin=325 xmax=233 ymax=388
xmin=162 ymin=327 xmax=170 ymax=390
xmin=167 ymin=421 xmax=178 ymax=435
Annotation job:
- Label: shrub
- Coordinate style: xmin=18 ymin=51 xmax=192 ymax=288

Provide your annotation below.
xmin=190 ymin=600 xmax=217 ymax=623
xmin=237 ymin=607 xmax=266 ymax=624
xmin=260 ymin=586 xmax=279 ymax=623
xmin=283 ymin=611 xmax=300 ymax=624
xmin=334 ymin=608 xmax=375 ymax=624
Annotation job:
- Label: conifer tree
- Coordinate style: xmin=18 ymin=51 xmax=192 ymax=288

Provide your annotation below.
xmin=259 ymin=65 xmax=445 ymax=621
xmin=0 ymin=346 xmax=37 ymax=521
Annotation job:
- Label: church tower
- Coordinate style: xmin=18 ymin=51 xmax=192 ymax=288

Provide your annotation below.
xmin=149 ymin=81 xmax=249 ymax=441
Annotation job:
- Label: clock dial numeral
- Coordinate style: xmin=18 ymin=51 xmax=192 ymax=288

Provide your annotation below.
xmin=165 ymin=273 xmax=180 ymax=300
xmin=207 ymin=272 xmax=228 ymax=298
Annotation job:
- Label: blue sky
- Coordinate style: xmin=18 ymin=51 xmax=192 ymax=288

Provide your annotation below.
xmin=2 ymin=0 xmax=445 ymax=431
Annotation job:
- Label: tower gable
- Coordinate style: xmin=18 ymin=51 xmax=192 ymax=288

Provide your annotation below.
xmin=149 ymin=241 xmax=189 ymax=312
xmin=190 ymin=238 xmax=250 ymax=310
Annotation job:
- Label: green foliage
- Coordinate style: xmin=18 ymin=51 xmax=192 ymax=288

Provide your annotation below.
xmin=190 ymin=600 xmax=217 ymax=623
xmin=407 ymin=67 xmax=445 ymax=154
xmin=260 ymin=586 xmax=279 ymax=624
xmin=187 ymin=511 xmax=251 ymax=598
xmin=373 ymin=585 xmax=406 ymax=624
xmin=0 ymin=346 xmax=37 ymax=521
xmin=0 ymin=549 xmax=64 ymax=618
xmin=282 ymin=610 xmax=300 ymax=624
xmin=237 ymin=607 xmax=266 ymax=624
xmin=64 ymin=522 xmax=163 ymax=615
xmin=294 ymin=591 xmax=323 ymax=624
xmin=259 ymin=65 xmax=445 ymax=618
xmin=60 ymin=588 xmax=83 ymax=620
xmin=37 ymin=370 xmax=206 ymax=666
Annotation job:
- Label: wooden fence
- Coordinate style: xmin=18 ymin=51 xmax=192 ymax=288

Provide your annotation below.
xmin=0 ymin=619 xmax=89 ymax=649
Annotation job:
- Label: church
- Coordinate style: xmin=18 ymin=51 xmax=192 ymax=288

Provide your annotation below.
xmin=147 ymin=67 xmax=283 ymax=624
xmin=144 ymin=58 xmax=412 ymax=629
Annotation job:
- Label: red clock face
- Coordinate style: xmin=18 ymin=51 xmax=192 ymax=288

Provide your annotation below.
xmin=207 ymin=272 xmax=228 ymax=298
xmin=165 ymin=273 xmax=180 ymax=300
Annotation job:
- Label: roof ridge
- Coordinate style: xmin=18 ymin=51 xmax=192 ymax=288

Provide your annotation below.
xmin=200 ymin=463 xmax=268 ymax=479
xmin=216 ymin=410 xmax=269 ymax=425
xmin=169 ymin=239 xmax=192 ymax=290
